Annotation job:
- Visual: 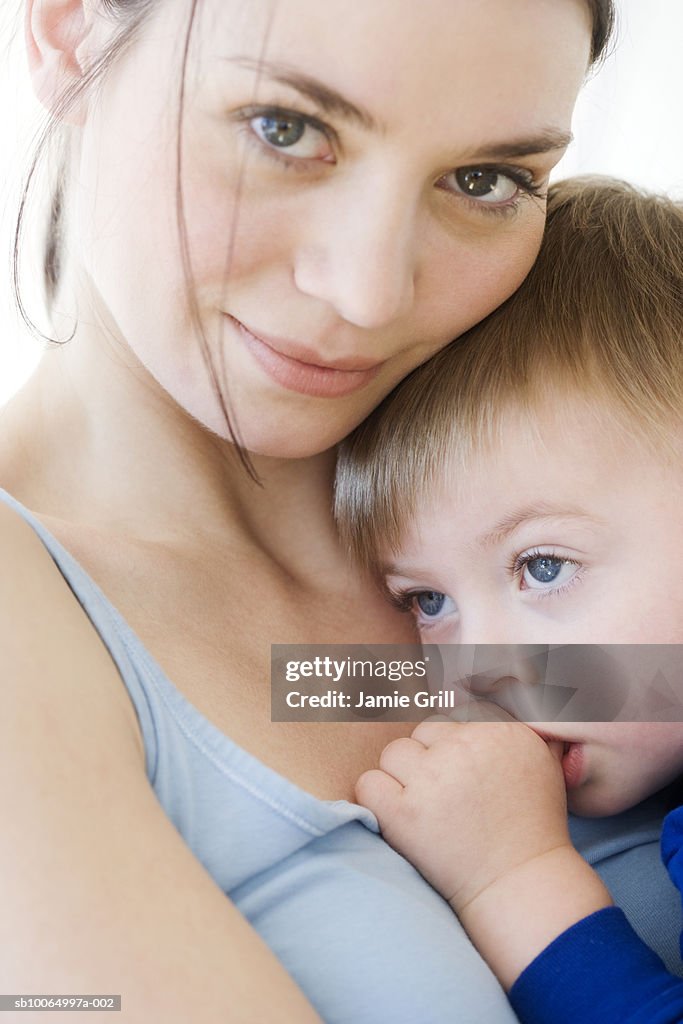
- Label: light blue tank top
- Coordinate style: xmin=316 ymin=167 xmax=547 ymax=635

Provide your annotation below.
xmin=2 ymin=486 xmax=681 ymax=1022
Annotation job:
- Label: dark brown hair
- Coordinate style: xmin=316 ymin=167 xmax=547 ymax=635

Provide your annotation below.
xmin=15 ymin=0 xmax=157 ymax=318
xmin=335 ymin=177 xmax=683 ymax=568
xmin=586 ymin=0 xmax=616 ymax=65
xmin=13 ymin=0 xmax=261 ymax=469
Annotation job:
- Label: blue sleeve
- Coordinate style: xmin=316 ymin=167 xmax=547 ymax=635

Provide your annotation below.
xmin=663 ymin=806 xmax=683 ymax=961
xmin=509 ymin=908 xmax=683 ymax=1024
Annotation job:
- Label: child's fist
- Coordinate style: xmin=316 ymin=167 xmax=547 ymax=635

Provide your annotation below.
xmin=356 ymin=718 xmax=570 ymax=914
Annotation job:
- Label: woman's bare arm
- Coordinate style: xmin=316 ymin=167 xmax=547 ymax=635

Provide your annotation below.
xmin=0 ymin=503 xmax=321 ymax=1023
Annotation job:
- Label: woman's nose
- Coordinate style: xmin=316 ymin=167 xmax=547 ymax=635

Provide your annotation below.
xmin=293 ymin=174 xmax=417 ymax=329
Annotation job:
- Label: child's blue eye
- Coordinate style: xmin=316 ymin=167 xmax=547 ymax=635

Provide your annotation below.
xmin=416 ymin=591 xmax=445 ymax=616
xmin=526 ymin=557 xmax=563 ymax=584
xmin=518 ymin=553 xmax=581 ymax=592
xmin=385 ymin=585 xmax=456 ymax=625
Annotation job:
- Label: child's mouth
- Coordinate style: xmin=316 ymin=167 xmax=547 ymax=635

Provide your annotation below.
xmin=561 ymin=742 xmax=585 ymax=789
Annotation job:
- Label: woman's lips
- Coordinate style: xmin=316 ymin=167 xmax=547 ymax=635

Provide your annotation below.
xmin=228 ymin=315 xmax=383 ymax=398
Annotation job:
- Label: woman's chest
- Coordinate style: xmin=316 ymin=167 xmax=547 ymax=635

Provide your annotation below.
xmin=62 ymin=528 xmax=416 ymax=800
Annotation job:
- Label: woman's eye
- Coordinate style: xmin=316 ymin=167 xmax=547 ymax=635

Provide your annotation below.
xmin=414 ymin=591 xmax=456 ymax=620
xmin=520 ymin=556 xmax=579 ymax=592
xmin=250 ymin=113 xmax=333 ymax=161
xmin=442 ymin=166 xmax=531 ymax=205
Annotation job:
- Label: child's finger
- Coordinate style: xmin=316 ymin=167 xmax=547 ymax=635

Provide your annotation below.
xmin=446 ymin=700 xmax=518 ymax=723
xmin=355 ymin=767 xmax=403 ymax=815
xmin=411 ymin=719 xmax=464 ymax=747
xmin=378 ymin=736 xmax=426 ymax=785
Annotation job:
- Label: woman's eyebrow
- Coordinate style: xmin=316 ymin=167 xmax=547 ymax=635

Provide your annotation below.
xmin=226 ymin=57 xmax=380 ymax=132
xmin=463 ymin=128 xmax=574 ymax=161
xmin=226 ymin=57 xmax=571 ymax=160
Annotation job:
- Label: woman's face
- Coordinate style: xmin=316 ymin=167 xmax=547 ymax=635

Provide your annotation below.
xmin=70 ymin=0 xmax=591 ymax=456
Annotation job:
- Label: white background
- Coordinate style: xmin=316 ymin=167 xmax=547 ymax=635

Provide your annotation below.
xmin=1 ymin=0 xmax=682 ymax=404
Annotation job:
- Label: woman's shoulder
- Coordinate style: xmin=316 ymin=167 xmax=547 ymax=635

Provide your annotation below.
xmin=0 ymin=494 xmax=327 ymax=1023
xmin=0 ymin=492 xmax=144 ymax=755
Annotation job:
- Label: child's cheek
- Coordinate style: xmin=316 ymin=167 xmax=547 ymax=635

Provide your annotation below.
xmin=566 ymin=773 xmax=637 ymax=818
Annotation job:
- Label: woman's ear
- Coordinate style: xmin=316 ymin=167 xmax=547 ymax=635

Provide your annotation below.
xmin=26 ymin=0 xmax=94 ymax=123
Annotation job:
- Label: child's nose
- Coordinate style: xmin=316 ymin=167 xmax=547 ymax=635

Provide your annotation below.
xmin=462 ymin=645 xmax=551 ymax=720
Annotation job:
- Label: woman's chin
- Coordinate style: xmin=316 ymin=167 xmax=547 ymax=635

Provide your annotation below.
xmin=225 ymin=405 xmax=381 ymax=462
xmin=231 ymin=425 xmax=348 ymax=462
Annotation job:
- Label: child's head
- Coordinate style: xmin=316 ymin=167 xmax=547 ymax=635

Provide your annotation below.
xmin=335 ymin=176 xmax=683 ymax=816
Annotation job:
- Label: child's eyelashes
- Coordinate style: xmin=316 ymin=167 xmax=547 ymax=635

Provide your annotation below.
xmin=386 ymin=549 xmax=583 ymax=626
xmin=510 ymin=548 xmax=583 ymax=596
xmin=386 ymin=587 xmax=457 ymax=626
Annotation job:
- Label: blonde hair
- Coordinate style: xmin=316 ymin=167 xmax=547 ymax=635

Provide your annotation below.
xmin=335 ymin=177 xmax=683 ymax=567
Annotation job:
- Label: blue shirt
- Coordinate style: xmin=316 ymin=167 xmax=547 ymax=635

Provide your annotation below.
xmin=510 ymin=806 xmax=683 ymax=1024
xmin=2 ymin=486 xmax=681 ymax=1022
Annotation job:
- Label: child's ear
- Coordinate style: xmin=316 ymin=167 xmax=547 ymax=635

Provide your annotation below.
xmin=26 ymin=0 xmax=95 ymax=123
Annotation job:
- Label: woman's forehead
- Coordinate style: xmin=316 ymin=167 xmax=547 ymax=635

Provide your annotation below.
xmin=191 ymin=0 xmax=591 ymax=153
xmin=201 ymin=0 xmax=592 ymax=78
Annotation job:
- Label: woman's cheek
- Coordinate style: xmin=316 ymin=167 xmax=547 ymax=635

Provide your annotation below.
xmin=414 ymin=208 xmax=546 ymax=351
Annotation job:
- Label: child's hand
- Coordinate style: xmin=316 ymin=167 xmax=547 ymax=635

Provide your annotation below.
xmin=357 ymin=716 xmax=613 ymax=989
xmin=356 ymin=718 xmax=569 ymax=915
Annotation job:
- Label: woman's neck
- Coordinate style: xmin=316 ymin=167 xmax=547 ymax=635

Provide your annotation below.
xmin=0 ymin=326 xmax=344 ymax=579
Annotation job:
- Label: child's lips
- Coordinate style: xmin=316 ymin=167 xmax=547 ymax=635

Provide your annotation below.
xmin=533 ymin=729 xmax=586 ymax=790
xmin=561 ymin=742 xmax=585 ymax=789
